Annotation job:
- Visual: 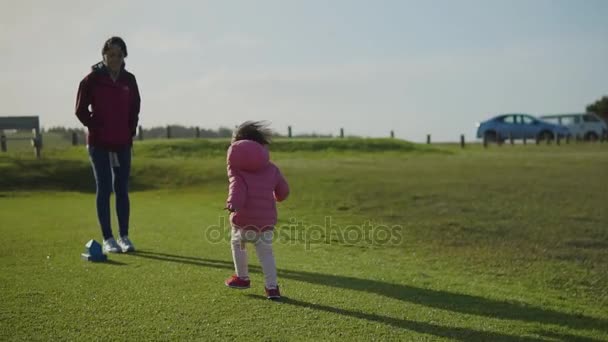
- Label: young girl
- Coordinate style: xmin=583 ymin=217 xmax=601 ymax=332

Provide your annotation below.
xmin=224 ymin=121 xmax=289 ymax=299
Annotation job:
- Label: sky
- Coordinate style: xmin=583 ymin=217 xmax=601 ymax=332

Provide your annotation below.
xmin=1 ymin=0 xmax=607 ymax=141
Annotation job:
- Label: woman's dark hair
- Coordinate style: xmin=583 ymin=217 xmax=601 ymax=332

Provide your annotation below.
xmin=232 ymin=121 xmax=272 ymax=145
xmin=102 ymin=36 xmax=128 ymax=57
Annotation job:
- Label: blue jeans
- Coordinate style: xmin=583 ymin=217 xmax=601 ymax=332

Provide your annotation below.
xmin=88 ymin=146 xmax=132 ymax=240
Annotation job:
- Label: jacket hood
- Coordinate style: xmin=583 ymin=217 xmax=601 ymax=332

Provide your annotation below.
xmin=227 ymin=140 xmax=270 ymax=172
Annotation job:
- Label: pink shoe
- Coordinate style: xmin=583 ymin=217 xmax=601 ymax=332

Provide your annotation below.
xmin=265 ymin=286 xmax=281 ymax=299
xmin=225 ymin=275 xmax=250 ymax=289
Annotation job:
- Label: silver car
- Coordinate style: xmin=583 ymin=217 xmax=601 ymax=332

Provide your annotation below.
xmin=540 ymin=113 xmax=607 ymax=141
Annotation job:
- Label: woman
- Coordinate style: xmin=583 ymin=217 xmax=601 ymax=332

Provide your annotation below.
xmin=75 ymin=36 xmax=141 ymax=253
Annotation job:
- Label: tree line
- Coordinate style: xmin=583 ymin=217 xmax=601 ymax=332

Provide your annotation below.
xmin=587 ymin=96 xmax=608 ymax=122
xmin=42 ymin=125 xmax=335 ymax=140
xmin=44 ymin=125 xmax=233 ymax=140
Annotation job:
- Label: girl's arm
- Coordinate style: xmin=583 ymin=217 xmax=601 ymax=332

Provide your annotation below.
xmin=226 ymin=165 xmax=247 ymax=211
xmin=274 ymin=169 xmax=290 ymax=202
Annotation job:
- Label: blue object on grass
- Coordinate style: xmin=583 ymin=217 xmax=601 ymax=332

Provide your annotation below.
xmin=81 ymin=239 xmax=108 ymax=262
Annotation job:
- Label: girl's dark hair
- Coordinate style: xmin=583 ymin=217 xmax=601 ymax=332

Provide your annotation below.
xmin=102 ymin=36 xmax=128 ymax=57
xmin=232 ymin=121 xmax=272 ymax=145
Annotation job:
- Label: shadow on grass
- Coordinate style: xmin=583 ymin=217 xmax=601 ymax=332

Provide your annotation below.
xmin=246 ymin=294 xmax=546 ymax=342
xmin=534 ymin=330 xmax=604 ymax=342
xmin=128 ymin=251 xmax=608 ymax=335
xmin=103 ymin=259 xmax=128 ymax=266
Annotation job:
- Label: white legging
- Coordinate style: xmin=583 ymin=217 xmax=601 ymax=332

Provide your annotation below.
xmin=230 ymin=226 xmax=278 ymax=289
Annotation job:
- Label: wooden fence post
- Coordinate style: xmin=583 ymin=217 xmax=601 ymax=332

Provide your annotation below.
xmin=288 ymin=126 xmax=292 ymax=138
xmin=1 ymin=134 xmax=6 ymax=152
xmin=427 ymin=134 xmax=431 ymax=144
xmin=460 ymin=134 xmax=465 ymax=148
xmin=138 ymin=125 xmax=143 ymax=141
xmin=167 ymin=126 xmax=172 ymax=139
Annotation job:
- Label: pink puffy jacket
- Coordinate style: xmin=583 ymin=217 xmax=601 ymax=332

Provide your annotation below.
xmin=226 ymin=140 xmax=289 ymax=231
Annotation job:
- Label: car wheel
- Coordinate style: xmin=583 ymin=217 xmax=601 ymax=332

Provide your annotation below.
xmin=584 ymin=132 xmax=598 ymax=141
xmin=484 ymin=131 xmax=497 ymax=143
xmin=537 ymin=130 xmax=553 ymax=142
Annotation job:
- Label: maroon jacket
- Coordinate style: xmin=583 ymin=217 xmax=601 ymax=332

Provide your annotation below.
xmin=75 ymin=62 xmax=141 ymax=150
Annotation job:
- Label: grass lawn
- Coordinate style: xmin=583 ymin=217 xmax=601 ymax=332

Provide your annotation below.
xmin=1 ymin=139 xmax=607 ymax=341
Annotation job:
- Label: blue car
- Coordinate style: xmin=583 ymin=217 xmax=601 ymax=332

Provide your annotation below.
xmin=476 ymin=113 xmax=570 ymax=142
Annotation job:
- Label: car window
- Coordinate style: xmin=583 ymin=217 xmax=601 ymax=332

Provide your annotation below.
xmin=541 ymin=117 xmax=558 ymax=124
xmin=560 ymin=116 xmax=577 ymax=125
xmin=583 ymin=114 xmax=600 ymax=122
xmin=503 ymin=115 xmax=516 ymax=124
xmin=521 ymin=115 xmax=535 ymax=124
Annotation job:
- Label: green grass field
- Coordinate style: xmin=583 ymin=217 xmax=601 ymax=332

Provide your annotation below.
xmin=1 ymin=139 xmax=607 ymax=341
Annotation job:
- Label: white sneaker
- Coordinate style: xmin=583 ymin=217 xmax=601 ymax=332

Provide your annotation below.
xmin=117 ymin=236 xmax=135 ymax=253
xmin=103 ymin=238 xmax=122 ymax=253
